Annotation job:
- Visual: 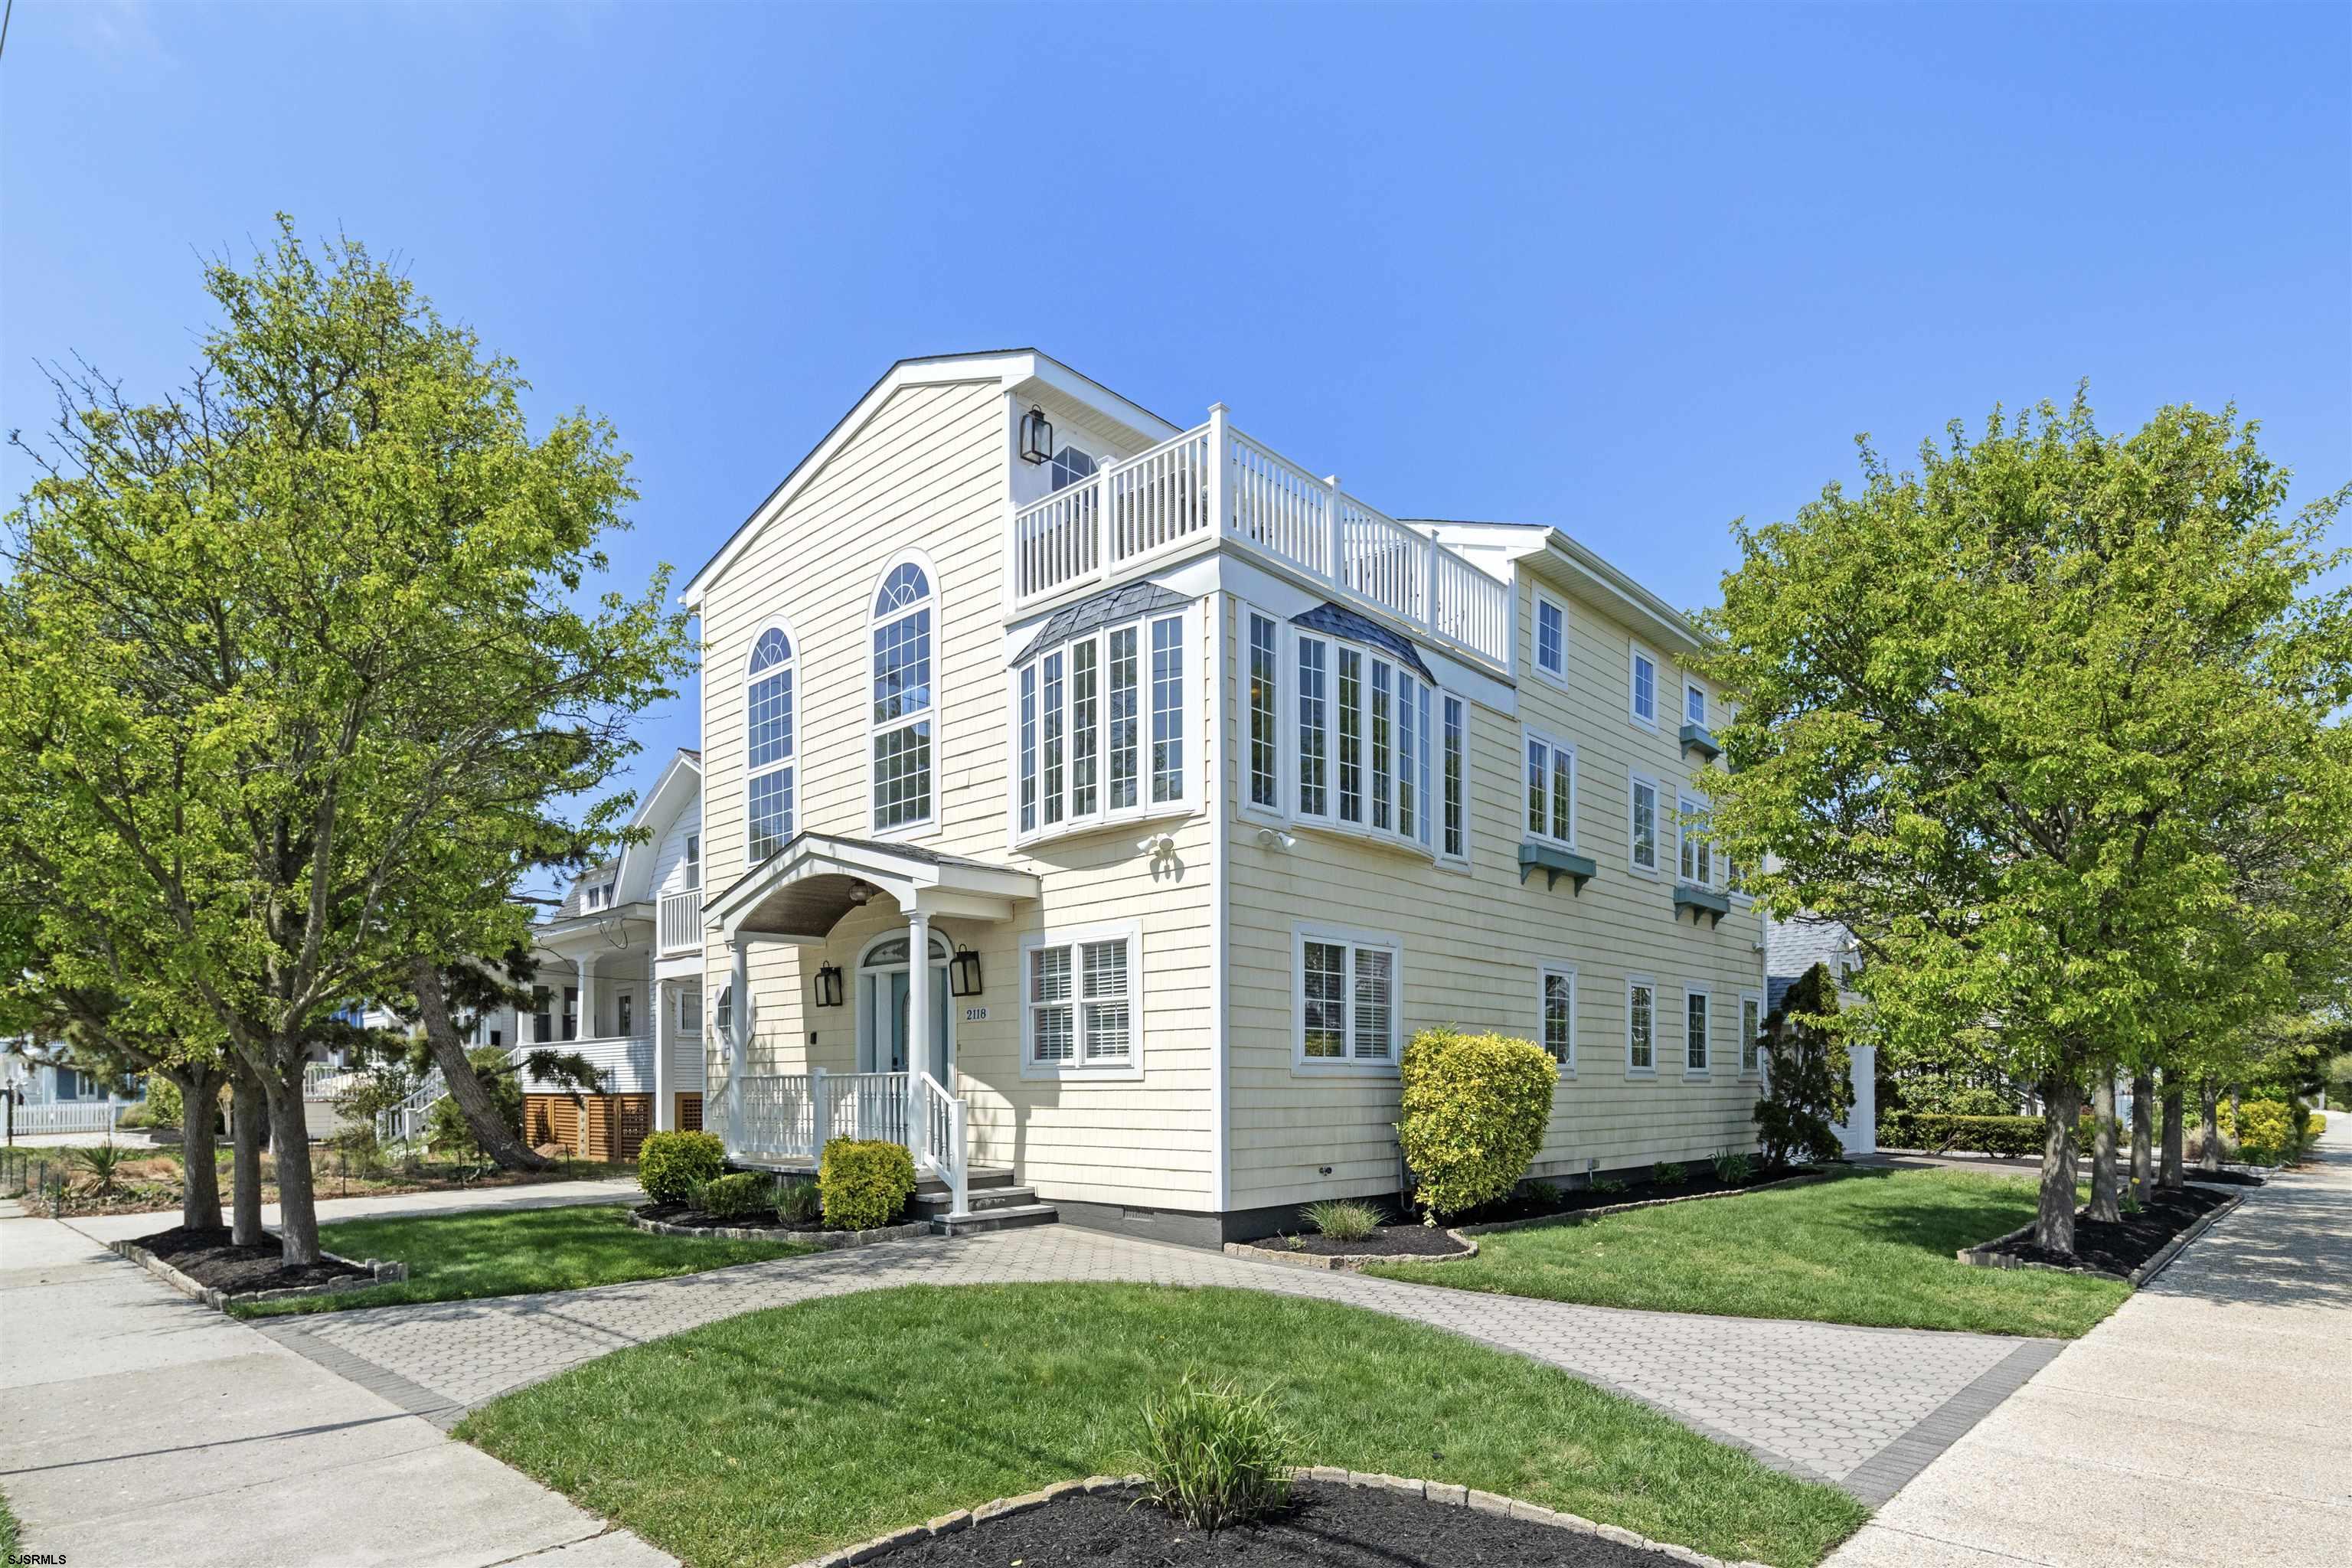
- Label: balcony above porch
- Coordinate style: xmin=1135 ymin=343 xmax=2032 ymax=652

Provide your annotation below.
xmin=1011 ymin=406 xmax=1514 ymax=673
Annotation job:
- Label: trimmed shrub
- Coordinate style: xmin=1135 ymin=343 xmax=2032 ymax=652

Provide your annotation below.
xmin=1877 ymin=1112 xmax=2045 ymax=1157
xmin=1299 ymin=1199 xmax=1382 ymax=1242
xmin=2233 ymin=1100 xmax=2295 ymax=1165
xmin=1135 ymin=1374 xmax=1295 ymax=1531
xmin=640 ymin=1130 xmax=727 ymax=1205
xmin=818 ymin=1137 xmax=916 ymax=1230
xmin=1396 ymin=1027 xmax=1557 ymax=1220
xmin=694 ymin=1171 xmax=767 ymax=1219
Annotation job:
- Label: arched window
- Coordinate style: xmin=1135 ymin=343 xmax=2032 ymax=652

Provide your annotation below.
xmin=870 ymin=558 xmax=936 ymax=831
xmin=745 ymin=626 xmax=795 ymax=861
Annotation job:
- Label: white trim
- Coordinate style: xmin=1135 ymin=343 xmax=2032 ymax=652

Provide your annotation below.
xmin=1682 ymin=986 xmax=1713 ymax=1080
xmin=1538 ymin=963 xmax=1577 ymax=1074
xmin=853 ymin=928 xmax=957 ymax=1078
xmin=1019 ymin=920 xmax=1145 ymax=1081
xmin=1439 ymin=692 xmax=1470 ymax=866
xmin=743 ymin=617 xmax=801 ymax=867
xmin=1292 ymin=921 xmax=1403 ymax=1076
xmin=1676 ymin=789 xmax=1721 ymax=890
xmin=1625 ymin=973 xmax=1658 ymax=1077
xmin=1628 ymin=641 xmax=1662 ymax=729
xmin=1522 ymin=727 xmax=1579 ymax=850
xmin=1011 ymin=608 xmax=1196 ymax=850
xmin=1240 ymin=602 xmax=1285 ymax=822
xmin=1628 ymin=768 xmax=1662 ymax=877
xmin=1207 ymin=591 xmax=1231 ymax=1210
xmin=1740 ymin=989 xmax=1765 ymax=1079
xmin=867 ymin=547 xmax=941 ymax=839
xmin=1532 ymin=589 xmax=1570 ymax=687
xmin=1683 ymin=678 xmax=1710 ymax=730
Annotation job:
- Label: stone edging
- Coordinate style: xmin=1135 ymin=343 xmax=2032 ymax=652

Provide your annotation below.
xmin=786 ymin=1470 xmax=1770 ymax=1568
xmin=1456 ymin=1171 xmax=1828 ymax=1236
xmin=109 ymin=1236 xmax=409 ymax=1312
xmin=1223 ymin=1231 xmax=1478 ymax=1272
xmin=1955 ymin=1191 xmax=2243 ymax=1284
xmin=629 ymin=1209 xmax=931 ymax=1250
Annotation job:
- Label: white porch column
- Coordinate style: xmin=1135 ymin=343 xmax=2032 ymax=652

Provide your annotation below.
xmin=652 ymin=978 xmax=674 ymax=1131
xmin=727 ymin=936 xmax=750 ymax=1154
xmin=577 ymin=954 xmax=599 ymax=1041
xmin=905 ymin=908 xmax=930 ymax=1170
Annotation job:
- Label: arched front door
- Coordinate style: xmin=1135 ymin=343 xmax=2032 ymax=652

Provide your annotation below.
xmin=855 ymin=931 xmax=952 ymax=1082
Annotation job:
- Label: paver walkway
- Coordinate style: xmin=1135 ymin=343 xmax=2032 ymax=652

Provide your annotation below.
xmin=0 ymin=1199 xmax=675 ymax=1568
xmin=1828 ymin=1119 xmax=2352 ymax=1567
xmin=254 ymin=1220 xmax=2053 ymax=1500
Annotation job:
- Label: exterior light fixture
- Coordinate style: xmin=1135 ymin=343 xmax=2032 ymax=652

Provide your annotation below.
xmin=813 ymin=964 xmax=844 ymax=1008
xmin=1019 ymin=405 xmax=1054 ymax=465
xmin=949 ymin=946 xmax=983 ymax=998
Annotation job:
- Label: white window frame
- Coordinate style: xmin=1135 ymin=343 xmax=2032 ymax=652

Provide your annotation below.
xmin=1020 ymin=920 xmax=1144 ymax=1081
xmin=1292 ymin=923 xmax=1403 ymax=1074
xmin=1684 ymin=988 xmax=1712 ymax=1079
xmin=1440 ymin=693 xmax=1469 ymax=865
xmin=1677 ymin=791 xmax=1721 ymax=889
xmin=1740 ymin=990 xmax=1764 ymax=1078
xmin=1629 ymin=642 xmax=1661 ymax=728
xmin=1628 ymin=769 xmax=1662 ymax=877
xmin=743 ymin=619 xmax=801 ymax=865
xmin=1532 ymin=590 xmax=1570 ymax=686
xmin=867 ymin=551 xmax=939 ymax=838
xmin=1523 ymin=727 xmax=1578 ymax=849
xmin=1684 ymin=679 xmax=1709 ymax=730
xmin=1538 ymin=964 xmax=1576 ymax=1073
xmin=1244 ymin=606 xmax=1283 ymax=818
xmin=1278 ymin=622 xmax=1442 ymax=861
xmin=1011 ymin=611 xmax=1191 ymax=848
xmin=1625 ymin=975 xmax=1658 ymax=1076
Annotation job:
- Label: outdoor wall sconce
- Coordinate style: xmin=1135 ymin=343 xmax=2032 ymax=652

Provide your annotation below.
xmin=812 ymin=964 xmax=844 ymax=1008
xmin=949 ymin=946 xmax=984 ymax=998
xmin=1019 ymin=405 xmax=1054 ymax=465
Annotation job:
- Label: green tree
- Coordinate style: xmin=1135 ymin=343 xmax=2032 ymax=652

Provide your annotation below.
xmin=1698 ymin=394 xmax=2350 ymax=1254
xmin=1753 ymin=963 xmax=1854 ymax=1167
xmin=2 ymin=220 xmax=691 ymax=1264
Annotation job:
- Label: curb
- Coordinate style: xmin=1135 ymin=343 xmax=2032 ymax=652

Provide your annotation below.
xmin=1224 ymin=1231 xmax=1478 ymax=1272
xmin=784 ymin=1470 xmax=1772 ymax=1568
xmin=109 ymin=1236 xmax=408 ymax=1312
xmin=1456 ymin=1171 xmax=1828 ymax=1236
xmin=629 ymin=1210 xmax=931 ymax=1250
xmin=2127 ymin=1191 xmax=2243 ymax=1287
xmin=1954 ymin=1191 xmax=2243 ymax=1283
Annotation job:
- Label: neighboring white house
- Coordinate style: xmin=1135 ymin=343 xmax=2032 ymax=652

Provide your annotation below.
xmin=663 ymin=351 xmax=1772 ymax=1243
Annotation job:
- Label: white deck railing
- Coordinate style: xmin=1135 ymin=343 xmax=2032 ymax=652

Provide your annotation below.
xmin=658 ymin=890 xmax=702 ymax=955
xmin=732 ymin=1066 xmax=969 ymax=1217
xmin=1011 ymin=408 xmax=1514 ymax=670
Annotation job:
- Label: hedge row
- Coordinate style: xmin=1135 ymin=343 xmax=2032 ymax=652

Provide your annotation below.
xmin=1877 ymin=1112 xmax=2046 ymax=1156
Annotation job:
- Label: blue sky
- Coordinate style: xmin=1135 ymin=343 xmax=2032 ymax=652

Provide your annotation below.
xmin=5 ymin=0 xmax=2348 ymax=821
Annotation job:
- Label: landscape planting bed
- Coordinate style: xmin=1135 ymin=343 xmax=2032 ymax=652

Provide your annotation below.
xmin=1964 ymin=1184 xmax=2237 ymax=1280
xmin=630 ymin=1203 xmax=929 ymax=1249
xmin=115 ymin=1225 xmax=406 ymax=1308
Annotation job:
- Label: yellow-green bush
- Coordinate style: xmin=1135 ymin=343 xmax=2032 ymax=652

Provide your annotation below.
xmin=818 ymin=1137 xmax=916 ymax=1230
xmin=640 ymin=1130 xmax=726 ymax=1204
xmin=2233 ymin=1099 xmax=2295 ymax=1165
xmin=694 ymin=1171 xmax=768 ymax=1219
xmin=1396 ymin=1027 xmax=1557 ymax=1219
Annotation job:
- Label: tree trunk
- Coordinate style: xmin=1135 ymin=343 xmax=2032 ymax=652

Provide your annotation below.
xmin=414 ymin=958 xmax=547 ymax=1171
xmin=172 ymin=1063 xmax=224 ymax=1232
xmin=2130 ymin=1070 xmax=2154 ymax=1205
xmin=2160 ymin=1080 xmax=2185 ymax=1190
xmin=2199 ymin=1084 xmax=2223 ymax=1174
xmin=230 ymin=1070 xmax=266 ymax=1246
xmin=2035 ymin=1074 xmax=2081 ymax=1255
xmin=2089 ymin=1067 xmax=2122 ymax=1223
xmin=267 ymin=1067 xmax=321 ymax=1266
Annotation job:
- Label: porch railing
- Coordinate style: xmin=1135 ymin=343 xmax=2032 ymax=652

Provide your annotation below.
xmin=1011 ymin=408 xmax=1514 ymax=670
xmin=732 ymin=1067 xmax=969 ymax=1217
xmin=658 ymin=890 xmax=702 ymax=955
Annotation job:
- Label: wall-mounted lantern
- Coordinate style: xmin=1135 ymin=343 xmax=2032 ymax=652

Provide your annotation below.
xmin=949 ymin=946 xmax=984 ymax=998
xmin=1019 ymin=406 xmax=1054 ymax=465
xmin=812 ymin=964 xmax=844 ymax=1008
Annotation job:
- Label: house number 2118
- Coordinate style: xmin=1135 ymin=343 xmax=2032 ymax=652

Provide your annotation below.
xmin=963 ymin=1005 xmax=988 ymax=1022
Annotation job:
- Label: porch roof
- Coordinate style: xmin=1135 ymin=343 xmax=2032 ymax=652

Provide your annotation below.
xmin=710 ymin=831 xmax=1040 ymax=941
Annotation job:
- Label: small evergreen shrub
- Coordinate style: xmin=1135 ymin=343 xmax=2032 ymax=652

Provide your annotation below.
xmin=776 ymin=1176 xmax=822 ymax=1223
xmin=1299 ymin=1199 xmax=1382 ymax=1243
xmin=1711 ymin=1148 xmax=1754 ymax=1184
xmin=1396 ymin=1026 xmax=1558 ymax=1220
xmin=1651 ymin=1159 xmax=1689 ymax=1187
xmin=1523 ymin=1179 xmax=1563 ymax=1207
xmin=694 ymin=1171 xmax=766 ymax=1219
xmin=1753 ymin=962 xmax=1853 ymax=1166
xmin=1590 ymin=1174 xmax=1628 ymax=1194
xmin=1135 ymin=1375 xmax=1295 ymax=1531
xmin=818 ymin=1137 xmax=916 ymax=1230
xmin=640 ymin=1130 xmax=727 ymax=1204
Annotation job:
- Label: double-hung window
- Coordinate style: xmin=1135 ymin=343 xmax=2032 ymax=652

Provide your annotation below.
xmin=1628 ymin=770 xmax=1661 ymax=874
xmin=1685 ymin=681 xmax=1708 ymax=728
xmin=1524 ymin=730 xmax=1576 ymax=846
xmin=1295 ymin=926 xmax=1400 ymax=1069
xmin=1677 ymin=793 xmax=1719 ymax=887
xmin=1740 ymin=991 xmax=1763 ymax=1076
xmin=1024 ymin=925 xmax=1140 ymax=1075
xmin=745 ymin=626 xmax=796 ymax=861
xmin=1534 ymin=593 xmax=1569 ymax=683
xmin=1626 ymin=976 xmax=1657 ymax=1074
xmin=1248 ymin=611 xmax=1281 ymax=811
xmin=871 ymin=561 xmax=936 ymax=831
xmin=1539 ymin=965 xmax=1576 ymax=1067
xmin=1015 ymin=612 xmax=1185 ymax=842
xmin=1630 ymin=643 xmax=1660 ymax=727
xmin=1442 ymin=695 xmax=1468 ymax=861
xmin=1684 ymin=990 xmax=1711 ymax=1076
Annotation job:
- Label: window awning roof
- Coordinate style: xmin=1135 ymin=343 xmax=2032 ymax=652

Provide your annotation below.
xmin=1013 ymin=582 xmax=1192 ymax=665
xmin=1290 ymin=602 xmax=1438 ymax=685
xmin=708 ymin=832 xmax=1040 ymax=941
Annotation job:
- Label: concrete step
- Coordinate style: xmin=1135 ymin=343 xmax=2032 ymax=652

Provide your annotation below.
xmin=929 ymin=1202 xmax=1058 ymax=1237
xmin=914 ymin=1166 xmax=1019 ymax=1197
xmin=913 ymin=1184 xmax=1040 ymax=1215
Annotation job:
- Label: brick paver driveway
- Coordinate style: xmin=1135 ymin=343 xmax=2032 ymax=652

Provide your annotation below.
xmin=256 ymin=1223 xmax=2056 ymax=1501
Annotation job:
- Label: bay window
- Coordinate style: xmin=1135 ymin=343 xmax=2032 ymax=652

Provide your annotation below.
xmin=1297 ymin=636 xmax=1328 ymax=818
xmin=1015 ymin=611 xmax=1187 ymax=843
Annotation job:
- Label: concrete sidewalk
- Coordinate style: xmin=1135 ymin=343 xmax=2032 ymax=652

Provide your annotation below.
xmin=1827 ymin=1121 xmax=2352 ymax=1567
xmin=0 ymin=1200 xmax=671 ymax=1568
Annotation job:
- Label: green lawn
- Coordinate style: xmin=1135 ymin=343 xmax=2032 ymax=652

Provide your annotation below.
xmin=458 ymin=1282 xmax=1868 ymax=1568
xmin=1371 ymin=1167 xmax=2126 ymax=1338
xmin=0 ymin=1488 xmax=18 ymax=1558
xmin=234 ymin=1202 xmax=810 ymax=1317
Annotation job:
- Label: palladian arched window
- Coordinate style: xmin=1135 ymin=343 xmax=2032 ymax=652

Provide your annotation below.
xmin=870 ymin=558 xmax=936 ymax=830
xmin=745 ymin=626 xmax=795 ymax=861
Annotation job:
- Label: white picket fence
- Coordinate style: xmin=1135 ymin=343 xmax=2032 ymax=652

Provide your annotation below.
xmin=6 ymin=1100 xmax=126 ymax=1137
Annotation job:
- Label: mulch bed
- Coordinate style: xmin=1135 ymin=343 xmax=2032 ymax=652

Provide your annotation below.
xmin=634 ymin=1201 xmax=828 ymax=1235
xmin=880 ymin=1484 xmax=1686 ymax=1568
xmin=1975 ymin=1184 xmax=2236 ymax=1276
xmin=129 ymin=1226 xmax=373 ymax=1294
xmin=1455 ymin=1164 xmax=1808 ymax=1227
xmin=1274 ymin=1226 xmax=1472 ymax=1259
